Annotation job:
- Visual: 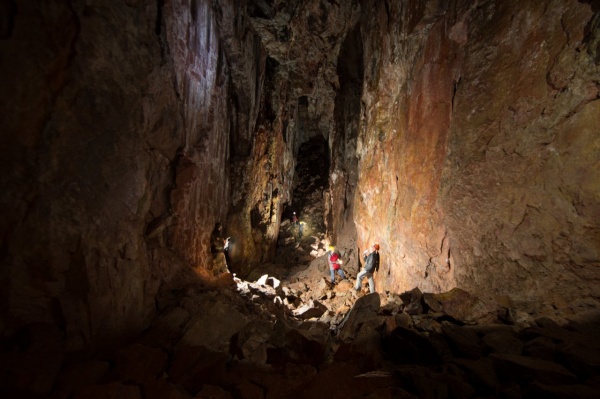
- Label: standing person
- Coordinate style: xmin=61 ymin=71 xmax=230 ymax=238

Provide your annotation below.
xmin=355 ymin=243 xmax=380 ymax=293
xmin=210 ymin=223 xmax=223 ymax=253
xmin=292 ymin=212 xmax=300 ymax=237
xmin=210 ymin=222 xmax=230 ymax=273
xmin=327 ymin=245 xmax=346 ymax=284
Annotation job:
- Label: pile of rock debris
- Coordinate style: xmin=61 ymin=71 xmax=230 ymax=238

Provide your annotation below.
xmin=13 ymin=267 xmax=597 ymax=399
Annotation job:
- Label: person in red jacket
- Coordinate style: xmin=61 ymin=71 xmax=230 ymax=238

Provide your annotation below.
xmin=327 ymin=245 xmax=346 ymax=284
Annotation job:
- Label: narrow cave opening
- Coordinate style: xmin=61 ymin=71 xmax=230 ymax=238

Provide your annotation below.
xmin=276 ymin=135 xmax=330 ymax=275
xmin=289 ymin=135 xmax=330 ymax=225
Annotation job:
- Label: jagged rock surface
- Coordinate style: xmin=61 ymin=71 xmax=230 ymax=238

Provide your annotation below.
xmin=354 ymin=0 xmax=600 ymax=314
xmin=6 ymin=269 xmax=598 ymax=398
xmin=1 ymin=0 xmax=599 ymax=398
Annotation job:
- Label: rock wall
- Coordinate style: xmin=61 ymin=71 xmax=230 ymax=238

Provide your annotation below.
xmin=225 ymin=53 xmax=293 ymax=276
xmin=1 ymin=0 xmax=598 ymax=357
xmin=354 ymin=0 xmax=600 ymax=311
xmin=229 ymin=0 xmax=362 ymax=276
xmin=164 ymin=0 xmax=233 ymax=268
xmin=0 ymin=0 xmax=247 ymax=351
xmin=326 ymin=22 xmax=363 ymax=253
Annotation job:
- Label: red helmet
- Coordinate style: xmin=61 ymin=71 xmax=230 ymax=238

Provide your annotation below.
xmin=373 ymin=243 xmax=380 ymax=251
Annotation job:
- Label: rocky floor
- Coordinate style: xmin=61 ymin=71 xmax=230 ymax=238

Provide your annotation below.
xmin=21 ymin=266 xmax=599 ymax=399
xmin=3 ymin=138 xmax=600 ymax=399
xmin=7 ymin=147 xmax=597 ymax=394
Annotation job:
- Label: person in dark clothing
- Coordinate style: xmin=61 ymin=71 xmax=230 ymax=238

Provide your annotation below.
xmin=210 ymin=222 xmax=230 ymax=273
xmin=210 ymin=222 xmax=229 ymax=253
xmin=354 ymin=243 xmax=380 ymax=293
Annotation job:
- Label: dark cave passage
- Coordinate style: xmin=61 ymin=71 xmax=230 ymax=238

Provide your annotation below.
xmin=287 ymin=135 xmax=330 ymax=233
xmin=273 ymin=135 xmax=331 ymax=276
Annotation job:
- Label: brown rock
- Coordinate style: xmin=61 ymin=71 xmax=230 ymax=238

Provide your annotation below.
xmin=338 ymin=293 xmax=381 ymax=342
xmin=433 ymin=288 xmax=497 ymax=324
xmin=400 ymin=287 xmax=424 ymax=316
xmin=526 ymin=381 xmax=600 ymax=399
xmin=293 ymin=300 xmax=328 ymax=320
xmin=195 ymin=385 xmax=232 ymax=398
xmin=556 ymin=342 xmax=600 ymax=379
xmin=168 ymin=346 xmax=229 ymax=393
xmin=2 ymin=2 xmax=600 ymax=398
xmin=72 ymin=382 xmax=142 ymax=399
xmin=524 ymin=336 xmax=557 ymax=361
xmin=236 ymin=320 xmax=277 ymax=364
xmin=54 ymin=361 xmax=111 ymax=395
xmin=384 ymin=313 xmax=414 ymax=336
xmin=412 ymin=316 xmax=442 ymax=334
xmin=110 ymin=343 xmax=168 ymax=384
xmin=394 ymin=365 xmax=476 ymax=399
xmin=283 ymin=328 xmax=327 ymax=366
xmin=177 ymin=301 xmax=249 ymax=352
xmin=300 ymin=362 xmax=399 ymax=398
xmin=452 ymin=357 xmax=499 ymax=394
xmin=442 ymin=325 xmax=482 ymax=359
xmin=0 ymin=323 xmax=65 ymax=396
xmin=144 ymin=380 xmax=195 ymax=399
xmin=481 ymin=329 xmax=524 ymax=355
xmin=423 ymin=293 xmax=443 ymax=313
xmin=490 ymin=353 xmax=578 ymax=385
xmin=381 ymin=326 xmax=442 ymax=365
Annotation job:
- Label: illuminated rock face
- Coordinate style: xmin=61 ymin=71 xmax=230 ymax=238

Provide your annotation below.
xmin=354 ymin=0 xmax=600 ymax=311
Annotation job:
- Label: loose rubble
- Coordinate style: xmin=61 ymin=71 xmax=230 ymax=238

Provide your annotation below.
xmin=7 ymin=259 xmax=598 ymax=398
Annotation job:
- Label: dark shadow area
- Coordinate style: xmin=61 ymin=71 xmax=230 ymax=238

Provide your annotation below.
xmin=262 ymin=135 xmax=330 ymax=282
xmin=286 ymin=135 xmax=329 ymax=221
xmin=4 ymin=281 xmax=597 ymax=399
xmin=280 ymin=134 xmax=330 ymax=246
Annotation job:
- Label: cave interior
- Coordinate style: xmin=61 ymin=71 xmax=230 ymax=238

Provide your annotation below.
xmin=1 ymin=0 xmax=599 ymax=398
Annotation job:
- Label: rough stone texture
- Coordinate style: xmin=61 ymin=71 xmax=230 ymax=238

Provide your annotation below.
xmin=0 ymin=0 xmax=240 ymax=351
xmin=2 ymin=0 xmax=161 ymax=352
xmin=1 ymin=2 xmax=600 ymax=397
xmin=2 ymin=247 xmax=598 ymax=398
xmin=354 ymin=0 xmax=600 ymax=312
xmin=164 ymin=0 xmax=233 ymax=267
xmin=224 ymin=0 xmax=362 ymax=276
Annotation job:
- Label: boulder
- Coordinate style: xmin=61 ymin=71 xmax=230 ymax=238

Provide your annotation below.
xmin=490 ymin=353 xmax=578 ymax=385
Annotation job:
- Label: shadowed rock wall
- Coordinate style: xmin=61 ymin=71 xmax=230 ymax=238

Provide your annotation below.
xmin=0 ymin=0 xmax=245 ymax=351
xmin=225 ymin=53 xmax=293 ymax=276
xmin=355 ymin=0 xmax=599 ymax=311
xmin=327 ymin=23 xmax=363 ymax=248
